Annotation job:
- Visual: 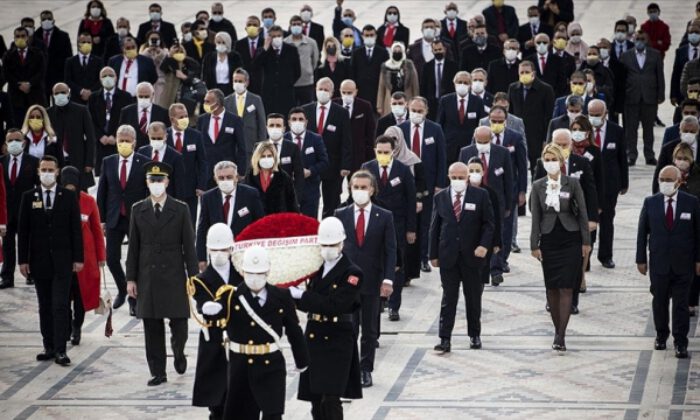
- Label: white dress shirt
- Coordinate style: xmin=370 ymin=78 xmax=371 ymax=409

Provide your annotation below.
xmin=221 ymin=188 xmax=236 ymax=226
xmin=216 ymin=56 xmax=230 ymax=84
xmin=251 ymin=287 xmax=268 ymax=306
xmin=41 ymin=184 xmax=57 ymax=209
xmin=27 ymin=132 xmax=48 ymax=160
xmin=208 ymin=111 xmax=225 ymax=141
xmin=636 ymin=49 xmax=646 ymax=69
xmin=421 ymin=39 xmax=434 ymax=63
xmin=118 ymin=152 xmax=135 ymax=180
xmin=119 ymin=57 xmax=139 ymax=96
xmin=151 ymin=195 xmax=167 ymax=210
xmin=353 ymin=203 xmax=372 ymax=235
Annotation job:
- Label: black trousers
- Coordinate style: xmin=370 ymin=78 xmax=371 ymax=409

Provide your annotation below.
xmin=598 ymin=193 xmax=618 ymax=262
xmin=142 ymin=318 xmax=188 ymax=377
xmin=0 ymin=221 xmax=17 ymax=282
xmin=624 ymin=103 xmax=657 ymax=162
xmin=295 ymin=85 xmax=315 ymax=106
xmin=650 ymin=271 xmax=692 ymax=347
xmin=387 ymin=217 xmax=406 ymax=311
xmin=353 ymin=294 xmax=380 ymax=372
xmin=68 ymin=275 xmax=85 ymax=332
xmin=419 ymin=193 xmax=434 ymax=263
xmin=184 ymin=196 xmax=198 ymax=228
xmin=321 ymin=176 xmax=342 ymax=218
xmin=439 ymin=257 xmax=484 ymax=338
xmin=225 ymin=373 xmax=282 ymax=420
xmin=34 ymin=273 xmax=72 ymax=353
xmin=311 ymin=395 xmax=343 ymax=420
xmin=106 ymin=215 xmax=135 ymax=305
xmin=690 ymin=275 xmax=700 ymax=307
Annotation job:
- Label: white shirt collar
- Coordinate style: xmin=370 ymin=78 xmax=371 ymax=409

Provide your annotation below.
xmin=251 ymin=287 xmax=268 ymax=305
xmin=213 ymin=263 xmax=231 ymax=284
xmin=354 ymin=202 xmax=372 ymax=214
xmin=41 ymin=184 xmax=57 ymax=194
xmin=151 ymin=195 xmax=167 ymax=209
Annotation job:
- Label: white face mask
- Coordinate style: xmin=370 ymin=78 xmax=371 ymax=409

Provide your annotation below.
xmin=585 ymin=82 xmax=594 ymax=93
xmin=259 ymin=157 xmax=274 ymax=169
xmin=41 ymin=20 xmax=54 ymax=31
xmin=422 ymin=28 xmax=436 ymax=40
xmin=271 ymin=36 xmax=283 ymax=49
xmin=446 ymin=10 xmax=458 ymax=20
xmin=599 ymin=48 xmax=610 ymax=60
xmin=216 ymin=44 xmax=228 ymax=53
xmin=53 ymin=94 xmax=69 ymax=107
xmin=150 ymin=139 xmax=165 ymax=151
xmin=567 ymin=111 xmax=581 ymax=121
xmin=148 ymin=182 xmax=166 ymax=197
xmin=675 ymin=159 xmax=691 ymax=172
xmin=536 ymin=43 xmax=549 ymax=55
xmin=391 ymin=104 xmax=406 ymax=118
xmin=218 ymin=180 xmax=235 ymax=194
xmin=450 ymin=178 xmax=467 ymax=192
xmin=316 ymin=90 xmax=331 ymax=104
xmin=570 ymin=35 xmax=582 ymax=44
xmin=589 ymin=116 xmax=604 ymax=127
xmin=659 ymin=181 xmax=678 ymax=197
xmin=614 ymin=32 xmax=627 ymax=42
xmin=182 ymin=32 xmax=193 ymax=42
xmin=40 ymin=172 xmax=56 ymax=187
xmin=342 ymin=94 xmax=354 ymax=105
xmin=471 ymin=81 xmax=485 ymax=94
xmin=138 ymin=98 xmax=152 ymax=109
xmin=290 ymin=121 xmax=306 ymax=134
xmin=543 ymin=161 xmax=561 ymax=175
xmin=117 ymin=28 xmax=129 ymax=37
xmin=455 ymin=83 xmax=470 ymax=97
xmin=468 ymin=172 xmax=482 ymax=186
xmin=409 ymin=112 xmax=425 ymax=125
xmin=529 ymin=17 xmax=540 ymax=26
xmin=475 ymin=142 xmax=490 ymax=154
xmin=351 ymin=189 xmax=370 ymax=205
xmin=300 ymin=10 xmax=312 ymax=22
xmin=244 ymin=272 xmax=267 ymax=291
xmin=504 ymin=49 xmax=518 ymax=61
xmin=90 ymin=7 xmax=101 ymax=18
xmin=7 ymin=141 xmax=23 ymax=156
xmin=101 ymin=76 xmax=115 ymax=89
xmin=267 ymin=127 xmax=283 ymax=141
xmin=681 ymin=132 xmax=697 ymax=145
xmin=363 ymin=36 xmax=376 ymax=47
xmin=571 ymin=130 xmax=587 ymax=142
xmin=233 ymin=82 xmax=246 ymax=95
xmin=209 ymin=250 xmax=230 ymax=268
xmin=320 ymin=246 xmax=341 ymax=262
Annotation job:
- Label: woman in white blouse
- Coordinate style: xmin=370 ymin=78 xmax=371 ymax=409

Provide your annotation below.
xmin=202 ymin=31 xmax=242 ymax=97
xmin=20 ymin=105 xmax=60 ymax=161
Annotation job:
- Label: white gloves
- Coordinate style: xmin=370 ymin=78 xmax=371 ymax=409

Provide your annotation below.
xmin=289 ymin=286 xmax=304 ymax=299
xmin=202 ymin=301 xmax=223 ymax=315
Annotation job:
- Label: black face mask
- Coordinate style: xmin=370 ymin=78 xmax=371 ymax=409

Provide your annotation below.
xmin=326 ymin=46 xmax=336 ymax=55
xmin=392 ymin=51 xmax=403 ymax=61
xmin=434 ymin=52 xmax=445 ymax=60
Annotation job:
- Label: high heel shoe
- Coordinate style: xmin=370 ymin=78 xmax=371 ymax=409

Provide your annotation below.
xmin=552 ymin=334 xmax=561 ymax=351
xmin=557 ymin=337 xmax=567 ymax=355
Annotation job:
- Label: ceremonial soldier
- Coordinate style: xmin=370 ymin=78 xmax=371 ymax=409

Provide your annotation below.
xmin=289 ymin=217 xmax=363 ymax=420
xmin=203 ymin=246 xmax=309 ymax=420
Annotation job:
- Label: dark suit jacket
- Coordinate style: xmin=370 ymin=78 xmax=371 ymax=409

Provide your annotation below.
xmin=209 ymin=18 xmax=238 ymax=44
xmin=361 ymin=159 xmax=417 ymax=232
xmin=138 ymin=145 xmax=186 ymax=199
xmin=283 ymin=130 xmax=329 ymax=196
xmin=47 ymin=102 xmax=97 ymax=188
xmin=96 ymin=152 xmax=150 ymax=229
xmin=671 ymin=45 xmax=693 ymax=102
xmin=459 ymin=144 xmax=514 ymax=216
xmin=335 ymin=203 xmax=396 ymax=295
xmin=202 ymin=51 xmax=243 ymax=90
xmin=507 ymin=78 xmax=555 ymax=158
xmin=108 ymin=54 xmax=158 ymax=87
xmin=88 ymin=88 xmax=134 ymax=174
xmin=398 ymin=120 xmax=448 ymax=191
xmin=77 ymin=17 xmax=115 ymax=58
xmin=498 ymin=128 xmax=528 ymax=197
xmin=440 ymin=17 xmax=469 ymax=57
xmin=517 ymin=23 xmax=553 ymax=56
xmin=620 ymin=47 xmax=665 ymax=104
xmin=612 ymin=40 xmax=635 ymax=61
xmin=487 ymin=58 xmax=520 ymax=95
xmin=64 ymin=54 xmax=104 ymax=104
xmin=534 ymin=154 xmax=599 ymax=222
xmin=526 ymin=52 xmax=569 ymax=98
xmin=636 ymin=190 xmax=700 ymax=275
xmin=196 ymin=185 xmax=264 ymax=261
xmin=166 ymin=127 xmax=208 ymax=198
xmin=546 ymin=114 xmax=571 ymax=142
xmin=102 ymin=33 xmax=133 ymax=62
xmin=35 ymin=27 xmax=73 ymax=91
xmin=482 ymin=5 xmax=520 ymax=39
xmin=118 ymin=103 xmax=170 ymax=148
xmin=302 ymin=102 xmax=352 ymax=179
xmin=652 ymin=139 xmax=700 ymax=193
xmin=332 ymin=97 xmax=377 ymax=171
xmin=136 ymin=20 xmax=178 ymax=48
xmin=2 ymin=153 xmax=38 ymax=225
xmin=195 ymin=111 xmax=247 ymax=182
xmin=537 ymin=0 xmax=574 ymax=24
xmin=662 ymin=124 xmax=680 ymax=147
xmin=408 ymin=39 xmax=456 ymax=79
xmin=599 ymin=121 xmax=629 ymax=197
xmin=303 ymin=21 xmax=325 ymax=51
xmin=421 ymin=58 xmax=457 ymax=118
xmin=436 ymin=93 xmax=487 ymax=164
xmin=429 ymin=185 xmax=495 ymax=268
xmin=377 ymin=23 xmax=410 ymax=49
xmin=376 ymin=112 xmax=404 ymax=137
xmin=315 ymin=60 xmax=352 ymax=99
xmin=3 ymin=47 xmax=46 ymax=108
xmin=245 ymin=169 xmax=299 ymax=215
xmin=459 ymin=44 xmax=502 ymax=73
xmin=183 ymin=39 xmax=215 ymax=63
xmin=255 ymin=44 xmax=301 ymax=116
xmin=270 ymin=139 xmax=304 ymax=199
xmin=351 ymin=46 xmax=389 ymax=109
xmin=234 ymin=35 xmax=264 ymax=94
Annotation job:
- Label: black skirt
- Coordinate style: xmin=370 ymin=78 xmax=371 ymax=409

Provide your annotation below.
xmin=540 ymin=219 xmax=582 ymax=289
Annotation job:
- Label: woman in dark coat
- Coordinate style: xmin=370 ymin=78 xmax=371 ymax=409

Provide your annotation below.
xmin=201 ymin=32 xmax=242 ymax=96
xmin=160 ymin=44 xmax=202 ymax=117
xmin=376 ymin=5 xmax=410 ymax=49
xmin=245 ymin=141 xmax=299 ymax=214
xmin=77 ymin=0 xmax=115 ymax=58
xmin=314 ymin=37 xmax=351 ymax=99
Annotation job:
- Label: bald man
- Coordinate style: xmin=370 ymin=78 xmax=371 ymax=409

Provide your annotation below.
xmin=334 ymin=79 xmax=377 ymax=171
xmin=637 ymin=165 xmax=700 ymax=359
xmin=430 ymin=161 xmax=495 ymax=353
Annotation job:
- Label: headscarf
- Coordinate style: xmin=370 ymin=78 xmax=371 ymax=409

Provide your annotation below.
xmin=385 ymin=126 xmax=420 ymax=171
xmin=384 ymin=42 xmax=406 ymax=70
xmin=565 ymin=22 xmax=589 ymax=59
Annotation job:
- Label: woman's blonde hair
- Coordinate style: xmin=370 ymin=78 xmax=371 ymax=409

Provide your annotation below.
xmin=542 ymin=143 xmax=564 ymax=164
xmin=673 ymin=142 xmax=695 ymax=164
xmin=251 ymin=141 xmax=279 ymax=176
xmin=21 ymin=104 xmax=55 ymax=137
xmin=320 ymin=36 xmax=343 ymax=65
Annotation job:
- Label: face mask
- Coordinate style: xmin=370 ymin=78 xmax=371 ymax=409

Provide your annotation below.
xmin=117 ymin=28 xmax=129 ymax=37
xmin=392 ymin=51 xmax=403 ymax=61
xmin=14 ymin=38 xmax=27 ymax=49
xmin=341 ymin=17 xmax=354 ymax=27
xmin=300 ymin=10 xmax=312 ymax=22
xmin=90 ymin=7 xmax=101 ymax=18
xmin=659 ymin=181 xmax=677 ymax=197
xmin=586 ymin=56 xmax=599 ymax=66
xmin=468 ymin=172 xmax=483 ymax=186
xmin=98 ymin=75 xmax=115 ymax=90
xmin=614 ymin=31 xmax=627 ymax=42
xmin=326 ymin=46 xmax=337 ymax=56
xmin=675 ymin=159 xmax=691 ymax=172
xmin=244 ymin=273 xmax=267 ymax=291
xmin=290 ymin=25 xmax=303 ymax=36
xmin=203 ymin=103 xmax=213 ymax=114
xmin=54 ymin=93 xmax=70 ymax=107
xmin=233 ymin=82 xmax=246 ymax=95
xmin=599 ymin=48 xmax=610 ymax=59
xmin=138 ymin=98 xmax=151 ymax=109
xmin=493 ymin=0 xmax=505 ymax=7
xmin=386 ymin=13 xmax=398 ymax=24
xmin=342 ymin=37 xmax=354 ymax=48
xmin=455 ymin=83 xmax=470 ymax=97
xmin=681 ymin=132 xmax=697 ymax=144
xmin=648 ymin=12 xmax=659 ymax=21
xmin=246 ymin=26 xmax=259 ymax=38
xmin=41 ymin=20 xmax=54 ymax=31
xmin=504 ymin=49 xmax=518 ymax=61
xmin=446 ymin=10 xmax=458 ymax=20
xmin=567 ymin=111 xmax=581 ymax=121
xmin=409 ymin=112 xmax=424 ymax=125
xmin=543 ymin=161 xmax=560 ymax=175
xmin=28 ymin=118 xmax=43 ymax=131
xmin=211 ymin=14 xmax=223 ymax=23
xmin=586 ymin=82 xmax=595 ymax=93
xmin=216 ymin=44 xmax=228 ymax=53
xmin=148 ymin=182 xmax=166 ymax=197
xmin=263 ymin=18 xmax=274 ymax=28
xmin=271 ymin=36 xmax=283 ymax=49
xmin=7 ymin=141 xmax=23 ymax=155
xmin=197 ymin=30 xmax=208 ymax=40
xmin=150 ymin=12 xmax=161 ymax=21
xmin=589 ymin=116 xmax=604 ymax=127
xmin=24 ymin=27 xmax=35 ymax=38
xmin=450 ymin=178 xmax=467 ymax=192
xmin=473 ymin=35 xmax=487 ymax=47
xmin=79 ymin=42 xmax=92 ymax=55
xmin=391 ymin=104 xmax=406 ymax=118
xmin=536 ymin=43 xmax=549 ymax=55
xmin=316 ymin=90 xmax=330 ymax=104
xmin=218 ymin=179 xmax=235 ymax=193
xmin=363 ymin=36 xmax=376 ymax=47
xmin=117 ymin=142 xmax=133 ymax=157
xmin=561 ymin=147 xmax=571 ymax=160
xmin=553 ymin=38 xmax=567 ymax=50
xmin=570 ymin=83 xmax=585 ymax=96
xmin=475 ymin=142 xmax=490 ymax=154
xmin=519 ymin=73 xmax=533 ymax=85
xmin=434 ymin=52 xmax=445 ymax=60
xmin=490 ymin=122 xmax=505 ymax=134
xmin=635 ymin=40 xmax=646 ymax=51
xmin=150 ymin=139 xmax=165 ymax=151
xmin=267 ymin=127 xmax=283 ymax=141
xmin=320 ymin=246 xmax=341 ymax=262
xmin=471 ymin=80 xmax=485 ymax=94
xmin=259 ymin=157 xmax=275 ymax=169
xmin=172 ymin=52 xmax=185 ymax=62
xmin=529 ymin=17 xmax=540 ymax=26
xmin=40 ymin=172 xmax=56 ymax=186
xmin=290 ymin=121 xmax=306 ymax=134
xmin=176 ymin=117 xmax=189 ymax=130
xmin=689 ymin=92 xmax=700 ymax=100
xmin=422 ymin=28 xmax=435 ymax=40
xmin=338 ymin=95 xmax=353 ymax=106
xmin=125 ymin=48 xmax=138 ymax=59
xmin=570 ymin=35 xmax=582 ymax=44
xmin=376 ymin=153 xmax=391 ymax=166
xmin=571 ymin=130 xmax=587 ymax=142
xmin=689 ymin=33 xmax=700 ymax=45
xmin=351 ymin=189 xmax=370 ymax=205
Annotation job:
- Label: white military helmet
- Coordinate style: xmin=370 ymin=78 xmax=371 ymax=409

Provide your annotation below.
xmin=241 ymin=245 xmax=270 ymax=273
xmin=318 ymin=217 xmax=346 ymax=245
xmin=206 ymin=223 xmax=234 ymax=249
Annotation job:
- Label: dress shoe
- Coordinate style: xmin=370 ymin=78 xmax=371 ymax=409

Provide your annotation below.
xmin=646 ymin=157 xmax=658 ymax=166
xmin=601 ymin=259 xmax=615 ymax=269
xmin=147 ymin=375 xmax=167 ymax=386
xmin=420 ymin=262 xmax=431 ymax=273
xmin=0 ymin=279 xmax=14 ymax=289
xmin=388 ymin=309 xmax=400 ymax=321
xmin=502 ymin=263 xmax=510 ymax=273
xmin=628 ymin=159 xmax=636 ymax=167
xmin=361 ymin=370 xmax=373 ymax=388
xmin=469 ymin=336 xmax=482 ymax=349
xmin=174 ymin=353 xmax=187 ymax=374
xmin=54 ymin=353 xmax=71 ymax=366
xmin=654 ymin=337 xmax=667 ymax=350
xmin=654 ymin=116 xmax=666 ymax=127
xmin=434 ymin=338 xmax=451 ymax=353
xmin=71 ymin=329 xmax=81 ymax=346
xmin=491 ymin=274 xmax=503 ymax=286
xmin=129 ymin=304 xmax=137 ymax=317
xmin=545 ymin=303 xmax=550 ymax=312
xmin=404 ymin=278 xmax=412 ymax=287
xmin=113 ymin=293 xmax=127 ymax=309
xmin=571 ymin=306 xmax=579 ymax=315
xmin=676 ymin=346 xmax=689 ymax=359
xmin=580 ymin=277 xmax=587 ymax=293
xmin=552 ymin=335 xmax=561 ymax=351
xmin=36 ymin=349 xmax=55 ymax=361
xmin=511 ymin=244 xmax=521 ymax=253
xmin=26 ymin=277 xmax=34 ymax=285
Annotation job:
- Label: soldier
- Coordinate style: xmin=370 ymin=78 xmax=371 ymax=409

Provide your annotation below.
xmin=289 ymin=217 xmax=364 ymax=420
xmin=203 ymin=246 xmax=309 ymax=420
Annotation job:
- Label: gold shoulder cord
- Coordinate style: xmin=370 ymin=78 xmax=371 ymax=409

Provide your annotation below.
xmin=215 ymin=285 xmax=236 ymax=328
xmin=186 ymin=275 xmax=216 ymax=329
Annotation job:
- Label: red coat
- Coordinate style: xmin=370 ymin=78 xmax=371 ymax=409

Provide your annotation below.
xmin=641 ymin=19 xmax=671 ymax=58
xmin=77 ymin=192 xmax=106 ymax=311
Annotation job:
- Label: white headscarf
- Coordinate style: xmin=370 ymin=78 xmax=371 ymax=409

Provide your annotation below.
xmin=384 ymin=42 xmax=406 ymax=70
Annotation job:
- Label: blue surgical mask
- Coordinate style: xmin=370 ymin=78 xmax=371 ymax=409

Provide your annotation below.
xmin=54 ymin=93 xmax=69 ymax=107
xmin=290 ymin=25 xmax=303 ymax=36
xmin=689 ymin=33 xmax=700 ymax=45
xmin=262 ymin=18 xmax=274 ymax=28
xmin=342 ymin=17 xmax=354 ymax=27
xmin=635 ymin=40 xmax=646 ymax=51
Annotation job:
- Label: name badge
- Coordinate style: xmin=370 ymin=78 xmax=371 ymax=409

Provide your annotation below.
xmin=305 ymin=147 xmax=315 ymax=155
xmin=425 ymin=137 xmax=435 ymax=145
xmin=464 ymin=203 xmax=476 ymax=211
xmin=81 ymin=214 xmax=89 ymax=222
xmin=246 ymin=104 xmax=256 ymax=112
xmin=354 ymin=113 xmax=364 ymax=119
xmin=237 ymin=207 xmax=250 ymax=217
xmin=326 ymin=124 xmax=336 ymax=132
xmin=484 ymin=105 xmax=491 ymax=113
xmin=390 ymin=177 xmax=401 ymax=187
xmin=225 ymin=127 xmax=234 ymax=134
xmin=571 ymin=171 xmax=582 ymax=179
xmin=186 ymin=144 xmax=197 ymax=152
xmin=583 ymin=151 xmax=594 ymax=161
xmin=507 ymin=146 xmax=515 ymax=153
xmin=494 ymin=167 xmax=504 ymax=176
xmin=681 ymin=212 xmax=692 ymax=220
xmin=467 ymin=112 xmax=477 ymax=119
xmin=281 ymin=156 xmax=291 ymax=164
xmin=559 ymin=192 xmax=570 ymax=199
xmin=32 ymin=201 xmax=43 ymax=209
xmin=607 ymin=142 xmax=616 ymax=150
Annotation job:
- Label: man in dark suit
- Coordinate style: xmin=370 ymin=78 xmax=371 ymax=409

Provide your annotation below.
xmin=3 ymin=27 xmax=46 ymax=124
xmin=441 ymin=3 xmax=469 ymax=58
xmin=637 ymin=165 xmax=700 ymax=359
xmin=47 ymin=83 xmax=96 ymax=190
xmin=399 ymin=96 xmax=448 ymax=271
xmin=662 ymin=100 xmax=699 ymax=146
xmin=335 ymin=80 xmax=377 ymax=172
xmin=197 ymin=89 xmax=247 ymax=185
xmin=138 ymin=122 xmax=186 ymax=200
xmin=352 ymin=25 xmax=389 ymax=111
xmin=361 ymin=136 xmax=416 ymax=322
xmin=118 ymin=82 xmax=169 ymax=149
xmin=612 ymin=20 xmax=635 ymax=62
xmin=407 ymin=20 xmax=455 ymax=80
xmin=526 ymin=33 xmax=568 ymax=98
xmin=266 ymin=113 xmax=304 ymax=198
xmin=0 ymin=129 xmax=37 ymax=289
xmin=421 ymin=40 xmax=458 ymax=120
xmin=254 ymin=25 xmax=300 ymax=117
xmin=588 ymin=99 xmax=629 ymax=269
xmin=487 ymin=39 xmax=521 ymax=95
xmin=234 ymin=16 xmax=264 ymax=95
xmin=508 ymin=60 xmax=555 ymax=172
xmin=460 ymin=25 xmax=501 ymax=73
xmin=470 ymin=68 xmax=494 ymax=110
xmin=96 ymin=125 xmax=149 ymax=314
xmin=18 ymin=155 xmax=83 ymax=366
xmin=376 ymin=92 xmax=408 ymax=136
xmin=107 ymin=37 xmax=158 ymax=97
xmin=335 ymin=170 xmax=396 ymax=388
xmin=35 ymin=11 xmax=72 ymax=102
xmin=482 ymin=1 xmax=519 ymax=44
xmin=671 ymin=23 xmax=700 ymax=120
xmin=620 ymin=30 xmax=665 ymax=166
xmin=517 ymin=6 xmax=553 ymax=57
xmin=64 ymin=33 xmax=103 ymax=105
xmin=196 ymin=160 xmax=264 ymax=270
xmin=89 ymin=66 xmax=134 ymax=176
xmin=303 ymin=78 xmax=352 ymax=218
xmin=103 ymin=17 xmax=135 ymax=61
xmin=430 ymin=162 xmax=495 ymax=353
xmin=459 ymin=126 xmax=513 ymax=285
xmin=653 ymin=116 xmax=700 ymax=193
xmin=299 ymin=4 xmax=325 ymax=51
xmin=208 ymin=2 xmax=238 ymax=42
xmin=136 ymin=3 xmax=178 ymax=48
xmin=437 ymin=71 xmax=487 ymax=165
xmin=546 ymin=95 xmax=584 ymax=142
xmin=167 ymin=103 xmax=208 ymax=224
xmin=284 ymin=108 xmax=329 ymax=218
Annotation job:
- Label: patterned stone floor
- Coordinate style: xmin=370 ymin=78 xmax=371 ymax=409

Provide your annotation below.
xmin=1 ymin=1 xmax=699 ymax=419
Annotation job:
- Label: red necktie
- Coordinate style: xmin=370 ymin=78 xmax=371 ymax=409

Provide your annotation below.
xmin=356 ymin=208 xmax=365 ymax=246
xmin=120 ymin=159 xmax=128 ymax=215
xmin=495 ymin=134 xmax=501 ymax=145
xmin=666 ymin=198 xmax=674 ymax=230
xmin=303 ymin=23 xmax=309 ymax=36
xmin=153 ymin=150 xmax=159 ymax=162
xmin=458 ymin=98 xmax=465 ymax=124
xmin=223 ymin=194 xmax=231 ymax=223
xmin=384 ymin=24 xmax=396 ymax=47
xmin=213 ymin=116 xmax=220 ymax=141
xmin=412 ymin=125 xmax=421 ymax=157
xmin=10 ymin=158 xmax=17 ymax=186
xmin=317 ymin=106 xmax=326 ymax=135
xmin=595 ymin=128 xmax=601 ymax=147
xmin=561 ymin=163 xmax=567 ymax=175
xmin=295 ymin=135 xmax=302 ymax=149
xmin=481 ymin=153 xmax=489 ymax=185
xmin=540 ymin=56 xmax=546 ymax=73
xmin=381 ymin=167 xmax=388 ymax=186
xmin=453 ymin=192 xmax=462 ymax=220
xmin=139 ymin=109 xmax=148 ymax=134
xmin=449 ymin=22 xmax=455 ymax=38
xmin=19 ymin=50 xmax=25 ymax=65
xmin=122 ymin=59 xmax=133 ymax=90
xmin=175 ymin=132 xmax=183 ymax=152
xmin=43 ymin=31 xmax=49 ymax=46
xmin=250 ymin=41 xmax=256 ymax=58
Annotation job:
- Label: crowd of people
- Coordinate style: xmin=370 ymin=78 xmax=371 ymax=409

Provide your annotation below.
xmin=3 ymin=0 xmax=700 ymax=419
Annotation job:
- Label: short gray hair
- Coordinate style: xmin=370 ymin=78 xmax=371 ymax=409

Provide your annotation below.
xmin=680 ymin=115 xmax=700 ymax=130
xmin=207 ymin=89 xmax=225 ymax=106
xmin=587 ymin=98 xmax=606 ymax=113
xmin=116 ymin=124 xmax=136 ymax=140
xmin=213 ymin=160 xmax=238 ymax=175
xmin=233 ymin=67 xmax=250 ymax=81
xmin=316 ymin=77 xmax=334 ymax=91
xmin=215 ymin=32 xmax=232 ymax=50
xmin=136 ymin=82 xmax=154 ymax=94
xmin=148 ymin=121 xmax=167 ymax=132
xmin=552 ymin=128 xmax=572 ymax=143
xmin=565 ymin=95 xmax=583 ymax=108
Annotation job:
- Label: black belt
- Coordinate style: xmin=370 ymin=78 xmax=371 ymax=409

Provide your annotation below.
xmin=308 ymin=313 xmax=354 ymax=323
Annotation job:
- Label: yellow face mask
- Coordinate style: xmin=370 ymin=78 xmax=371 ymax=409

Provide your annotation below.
xmin=519 ymin=73 xmax=533 ymax=85
xmin=490 ymin=122 xmax=505 ymax=134
xmin=688 ymin=91 xmax=700 ymax=100
xmin=203 ymin=103 xmax=213 ymax=114
xmin=376 ymin=153 xmax=392 ymax=167
xmin=15 ymin=38 xmax=27 ymax=49
xmin=553 ymin=38 xmax=567 ymax=50
xmin=117 ymin=142 xmax=133 ymax=157
xmin=246 ymin=26 xmax=259 ymax=38
xmin=28 ymin=118 xmax=43 ymax=131
xmin=342 ymin=37 xmax=354 ymax=48
xmin=172 ymin=52 xmax=186 ymax=62
xmin=493 ymin=0 xmax=505 ymax=7
xmin=570 ymin=83 xmax=585 ymax=96
xmin=125 ymin=48 xmax=138 ymax=59
xmin=560 ymin=147 xmax=571 ymax=160
xmin=79 ymin=42 xmax=93 ymax=55
xmin=176 ymin=117 xmax=190 ymax=130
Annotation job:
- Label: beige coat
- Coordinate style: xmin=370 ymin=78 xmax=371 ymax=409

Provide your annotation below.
xmin=376 ymin=59 xmax=419 ymax=115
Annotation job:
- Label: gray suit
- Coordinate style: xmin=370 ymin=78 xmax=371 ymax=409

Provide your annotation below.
xmin=620 ymin=47 xmax=665 ymax=162
xmin=530 ymin=175 xmax=591 ymax=251
xmin=480 ymin=113 xmax=527 ymax=145
xmin=224 ymin=91 xmax=267 ymax=161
